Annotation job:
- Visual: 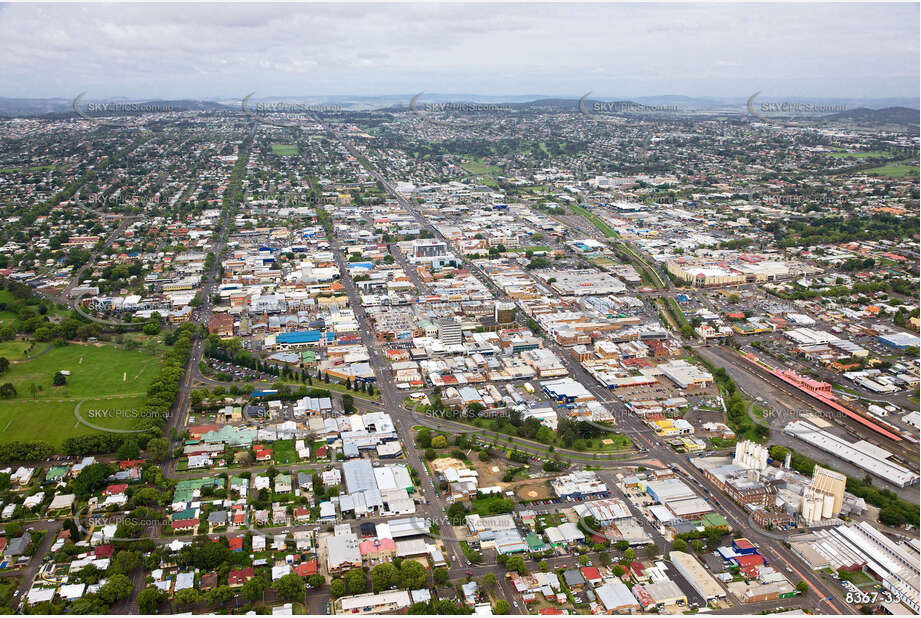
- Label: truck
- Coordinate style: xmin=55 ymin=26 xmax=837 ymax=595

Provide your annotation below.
xmin=523 ymin=382 xmax=535 ymax=394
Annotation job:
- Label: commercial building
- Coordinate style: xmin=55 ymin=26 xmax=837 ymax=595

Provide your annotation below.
xmin=437 ymin=317 xmax=462 ymax=345
xmin=595 ymin=580 xmax=640 ymax=613
xmin=337 ymin=590 xmax=412 ymax=615
xmin=669 ymin=551 xmax=726 ymax=602
xmin=784 ymin=421 xmax=919 ymax=487
xmin=326 ymin=533 xmax=362 ymax=574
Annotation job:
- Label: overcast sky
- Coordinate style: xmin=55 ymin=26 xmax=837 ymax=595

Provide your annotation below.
xmin=0 ymin=3 xmax=917 ymax=100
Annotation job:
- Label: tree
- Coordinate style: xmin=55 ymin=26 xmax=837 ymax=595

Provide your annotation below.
xmin=482 ymin=572 xmax=497 ymax=590
xmin=372 ymin=563 xmax=399 ymax=592
xmin=72 ymin=462 xmax=115 ymax=498
xmin=116 ymin=440 xmax=140 ymax=460
xmin=672 ymin=538 xmax=688 ymax=553
xmin=173 ymin=587 xmax=200 ymax=608
xmin=400 ymin=559 xmax=428 ymax=590
xmin=70 ymin=595 xmax=107 ymax=614
xmin=447 ymin=501 xmax=468 ymax=524
xmin=433 ymin=568 xmax=449 ymax=585
xmin=0 ymin=382 xmax=17 ymax=398
xmin=613 ymin=564 xmax=626 ymax=577
xmin=494 ymin=599 xmax=510 ymax=615
xmin=53 ymin=371 xmax=66 ymax=386
xmin=273 ymin=573 xmax=306 ymax=601
xmin=307 ymin=573 xmax=325 ymax=589
xmin=431 ymin=435 xmax=447 ymax=449
xmin=97 ymin=573 xmax=134 ymax=605
xmin=796 ymin=581 xmax=809 ymax=594
xmin=146 ymin=437 xmax=170 ymax=462
xmin=330 ymin=578 xmax=347 ymax=598
xmin=345 ymin=568 xmax=367 ymax=594
xmin=0 ymin=358 xmax=8 ymax=376
xmin=138 ymin=586 xmax=167 ymax=614
xmin=415 ymin=428 xmax=432 ymax=448
xmin=505 ymin=556 xmax=527 ymax=575
xmin=624 ymin=548 xmax=635 ymax=562
xmin=206 ymin=585 xmax=235 ymax=606
xmin=241 ymin=576 xmax=265 ymax=602
xmin=111 ymin=550 xmax=142 ymax=575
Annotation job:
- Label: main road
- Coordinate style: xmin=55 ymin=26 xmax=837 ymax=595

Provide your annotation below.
xmin=318 ymin=119 xmax=852 ymax=615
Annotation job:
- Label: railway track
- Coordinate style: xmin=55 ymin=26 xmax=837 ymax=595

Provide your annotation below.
xmin=706 ymin=345 xmax=918 ymax=464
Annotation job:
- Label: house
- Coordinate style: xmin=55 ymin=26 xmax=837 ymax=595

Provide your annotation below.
xmin=275 ymin=474 xmax=292 ymax=494
xmin=228 ymin=537 xmax=244 ymax=552
xmin=228 ymin=567 xmax=255 ymax=587
xmin=295 ymin=560 xmax=318 ymax=577
xmin=200 ymin=572 xmax=218 ymax=591
xmin=272 ymin=504 xmax=287 ymax=525
xmin=188 ymin=454 xmax=213 ymax=469
xmin=103 ymin=484 xmax=128 ymax=496
xmin=207 ymin=511 xmax=228 ymax=529
xmin=580 ymin=566 xmax=602 ymax=586
xmin=294 ymin=507 xmax=311 ymax=523
xmin=94 ymin=544 xmax=114 ymax=559
xmin=171 ymin=518 xmax=199 ymax=532
xmin=175 ymin=571 xmax=195 ymax=592
xmin=562 ymin=568 xmax=585 ymax=589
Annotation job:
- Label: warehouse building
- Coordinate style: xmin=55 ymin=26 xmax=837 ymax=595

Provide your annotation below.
xmin=784 ymin=421 xmax=919 ymax=487
xmin=669 ymin=551 xmax=726 ymax=602
xmin=595 ymin=579 xmax=640 ymax=613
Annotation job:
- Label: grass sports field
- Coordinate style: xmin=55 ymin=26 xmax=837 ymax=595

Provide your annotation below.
xmin=0 ymin=343 xmax=162 ymax=447
xmin=0 ymin=341 xmax=37 ymax=361
xmin=827 ymin=150 xmax=893 ymax=159
xmin=271 ymin=143 xmax=299 ymax=156
xmin=864 ymin=163 xmax=919 ymax=178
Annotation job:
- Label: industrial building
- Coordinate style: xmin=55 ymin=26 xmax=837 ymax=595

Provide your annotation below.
xmin=800 ymin=466 xmax=847 ymax=524
xmin=669 ymin=551 xmax=726 ymax=601
xmin=784 ymin=421 xmax=919 ymax=487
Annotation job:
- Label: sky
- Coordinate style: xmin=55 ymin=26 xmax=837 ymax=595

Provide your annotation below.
xmin=0 ymin=2 xmax=917 ymax=101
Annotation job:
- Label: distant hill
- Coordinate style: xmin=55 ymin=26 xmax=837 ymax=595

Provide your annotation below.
xmin=0 ymin=97 xmax=232 ymax=118
xmin=0 ymin=97 xmax=74 ymax=116
xmin=822 ymin=106 xmax=919 ymax=127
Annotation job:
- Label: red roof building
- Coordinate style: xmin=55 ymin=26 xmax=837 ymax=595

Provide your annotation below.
xmin=171 ymin=518 xmax=199 ymax=531
xmin=103 ymin=484 xmax=128 ymax=496
xmin=733 ymin=554 xmax=766 ymax=569
xmin=228 ymin=537 xmax=244 ymax=552
xmin=295 ymin=560 xmax=318 ymax=577
xmin=188 ymin=424 xmax=219 ymax=439
xmin=94 ymin=544 xmax=114 ymax=558
xmin=580 ymin=566 xmax=602 ymax=583
xmin=228 ymin=567 xmax=255 ymax=586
